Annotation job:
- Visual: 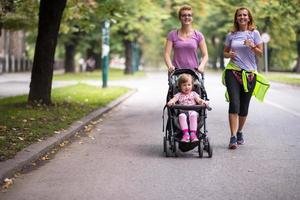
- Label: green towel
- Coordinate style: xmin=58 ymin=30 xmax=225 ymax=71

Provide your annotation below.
xmin=222 ymin=62 xmax=270 ymax=102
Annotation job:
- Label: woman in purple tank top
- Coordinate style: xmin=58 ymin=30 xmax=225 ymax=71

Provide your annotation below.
xmin=164 ymin=5 xmax=208 ymax=73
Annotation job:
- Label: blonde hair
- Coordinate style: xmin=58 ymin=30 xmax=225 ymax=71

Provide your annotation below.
xmin=178 ymin=5 xmax=192 ymax=19
xmin=232 ymin=7 xmax=256 ymax=32
xmin=178 ymin=73 xmax=193 ymax=88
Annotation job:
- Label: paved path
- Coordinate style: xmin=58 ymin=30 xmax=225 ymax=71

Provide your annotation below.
xmin=0 ymin=72 xmax=78 ymax=98
xmin=1 ymin=71 xmax=300 ymax=200
xmin=0 ymin=71 xmax=150 ymax=98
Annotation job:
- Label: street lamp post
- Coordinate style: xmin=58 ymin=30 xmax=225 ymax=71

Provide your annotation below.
xmin=101 ymin=19 xmax=110 ymax=88
xmin=261 ymin=33 xmax=271 ymax=73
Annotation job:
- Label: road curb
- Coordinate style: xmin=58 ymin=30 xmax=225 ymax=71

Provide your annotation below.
xmin=0 ymin=90 xmax=136 ymax=183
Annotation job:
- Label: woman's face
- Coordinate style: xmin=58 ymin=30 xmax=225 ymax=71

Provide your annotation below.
xmin=236 ymin=9 xmax=250 ymax=27
xmin=180 ymin=10 xmax=193 ymax=25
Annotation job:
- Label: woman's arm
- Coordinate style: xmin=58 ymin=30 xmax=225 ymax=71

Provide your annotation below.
xmin=244 ymin=39 xmax=263 ymax=57
xmin=224 ymin=45 xmax=237 ymax=60
xmin=250 ymin=42 xmax=263 ymax=57
xmin=164 ymin=40 xmax=175 ymax=72
xmin=197 ymin=39 xmax=208 ymax=73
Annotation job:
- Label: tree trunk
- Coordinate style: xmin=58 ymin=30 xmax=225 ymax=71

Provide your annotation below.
xmin=64 ymin=31 xmax=83 ymax=73
xmin=94 ymin=52 xmax=101 ymax=69
xmin=0 ymin=0 xmax=14 ymax=36
xmin=28 ymin=0 xmax=66 ymax=105
xmin=124 ymin=39 xmax=133 ymax=74
xmin=219 ymin=36 xmax=225 ymax=69
xmin=211 ymin=35 xmax=217 ymax=69
xmin=220 ymin=51 xmax=225 ymax=69
xmin=64 ymin=42 xmax=76 ymax=73
xmin=293 ymin=41 xmax=300 ymax=72
xmin=293 ymin=30 xmax=300 ymax=72
xmin=86 ymin=48 xmax=101 ymax=70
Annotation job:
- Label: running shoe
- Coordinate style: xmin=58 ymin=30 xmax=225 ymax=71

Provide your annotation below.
xmin=237 ymin=131 xmax=245 ymax=145
xmin=228 ymin=136 xmax=237 ymax=149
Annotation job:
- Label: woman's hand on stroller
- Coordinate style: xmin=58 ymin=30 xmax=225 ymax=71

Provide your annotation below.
xmin=196 ymin=65 xmax=204 ymax=73
xmin=168 ymin=65 xmax=175 ymax=73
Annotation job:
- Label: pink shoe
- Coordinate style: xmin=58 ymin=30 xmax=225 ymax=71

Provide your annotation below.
xmin=181 ymin=134 xmax=190 ymax=142
xmin=190 ymin=132 xmax=199 ymax=142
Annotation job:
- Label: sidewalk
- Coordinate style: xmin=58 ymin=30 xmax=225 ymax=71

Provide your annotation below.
xmin=0 ymin=72 xmax=137 ymax=183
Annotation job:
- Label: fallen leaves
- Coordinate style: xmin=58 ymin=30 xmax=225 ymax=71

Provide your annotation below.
xmin=41 ymin=155 xmax=50 ymax=161
xmin=59 ymin=141 xmax=69 ymax=147
xmin=84 ymin=125 xmax=93 ymax=133
xmin=88 ymin=135 xmax=95 ymax=140
xmin=2 ymin=178 xmax=13 ymax=189
xmin=91 ymin=121 xmax=98 ymax=125
xmin=0 ymin=125 xmax=7 ymax=131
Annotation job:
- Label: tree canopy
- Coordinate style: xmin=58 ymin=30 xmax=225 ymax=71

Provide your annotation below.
xmin=0 ymin=0 xmax=300 ymax=103
xmin=2 ymin=0 xmax=299 ymax=72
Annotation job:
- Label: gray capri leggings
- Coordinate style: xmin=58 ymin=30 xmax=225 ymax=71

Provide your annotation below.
xmin=225 ymin=70 xmax=256 ymax=116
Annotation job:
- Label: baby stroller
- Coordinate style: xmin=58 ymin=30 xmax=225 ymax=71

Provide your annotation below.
xmin=162 ymin=69 xmax=212 ymax=158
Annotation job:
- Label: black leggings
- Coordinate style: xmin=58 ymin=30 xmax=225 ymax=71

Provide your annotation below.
xmin=225 ymin=70 xmax=256 ymax=116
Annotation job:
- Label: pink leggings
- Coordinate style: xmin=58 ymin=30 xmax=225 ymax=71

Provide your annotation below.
xmin=179 ymin=111 xmax=198 ymax=133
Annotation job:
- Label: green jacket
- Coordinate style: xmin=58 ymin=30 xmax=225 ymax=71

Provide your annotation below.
xmin=222 ymin=62 xmax=270 ymax=102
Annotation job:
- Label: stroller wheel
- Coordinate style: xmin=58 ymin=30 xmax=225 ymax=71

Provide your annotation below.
xmin=171 ymin=137 xmax=178 ymax=157
xmin=164 ymin=136 xmax=171 ymax=157
xmin=163 ymin=137 xmax=167 ymax=153
xmin=205 ymin=137 xmax=213 ymax=158
xmin=198 ymin=139 xmax=203 ymax=158
xmin=174 ymin=141 xmax=179 ymax=157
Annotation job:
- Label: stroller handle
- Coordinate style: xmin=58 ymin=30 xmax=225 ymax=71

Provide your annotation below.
xmin=170 ymin=104 xmax=212 ymax=111
xmin=169 ymin=68 xmax=204 ymax=80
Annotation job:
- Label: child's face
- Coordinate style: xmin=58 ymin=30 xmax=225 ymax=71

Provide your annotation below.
xmin=180 ymin=79 xmax=193 ymax=94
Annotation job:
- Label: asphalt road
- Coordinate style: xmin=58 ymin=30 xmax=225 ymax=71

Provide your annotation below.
xmin=1 ymin=71 xmax=300 ymax=200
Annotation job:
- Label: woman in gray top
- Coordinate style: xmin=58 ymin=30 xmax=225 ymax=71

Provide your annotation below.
xmin=223 ymin=7 xmax=263 ymax=149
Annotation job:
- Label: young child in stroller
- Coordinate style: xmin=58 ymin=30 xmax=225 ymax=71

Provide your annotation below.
xmin=163 ymin=68 xmax=212 ymax=157
xmin=167 ymin=73 xmax=209 ymax=143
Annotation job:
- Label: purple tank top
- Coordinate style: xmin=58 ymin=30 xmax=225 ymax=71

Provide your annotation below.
xmin=167 ymin=30 xmax=204 ymax=69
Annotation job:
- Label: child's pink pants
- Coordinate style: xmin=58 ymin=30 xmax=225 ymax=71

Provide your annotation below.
xmin=178 ymin=111 xmax=198 ymax=132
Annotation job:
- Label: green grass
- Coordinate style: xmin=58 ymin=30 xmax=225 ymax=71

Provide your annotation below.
xmin=0 ymin=84 xmax=129 ymax=161
xmin=263 ymin=72 xmax=300 ymax=86
xmin=53 ymin=68 xmax=145 ymax=81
